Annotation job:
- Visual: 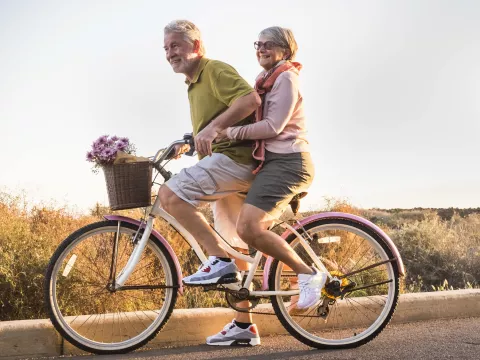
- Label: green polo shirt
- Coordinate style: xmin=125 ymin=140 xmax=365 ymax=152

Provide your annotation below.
xmin=186 ymin=57 xmax=254 ymax=165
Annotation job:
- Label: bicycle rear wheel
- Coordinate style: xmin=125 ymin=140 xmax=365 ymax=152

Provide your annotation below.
xmin=44 ymin=220 xmax=178 ymax=354
xmin=269 ymin=218 xmax=400 ymax=349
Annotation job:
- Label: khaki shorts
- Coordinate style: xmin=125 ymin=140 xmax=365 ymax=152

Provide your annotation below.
xmin=165 ymin=153 xmax=255 ymax=249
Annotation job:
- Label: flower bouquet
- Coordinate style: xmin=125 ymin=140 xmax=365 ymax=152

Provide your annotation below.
xmin=86 ymin=135 xmax=152 ymax=210
xmin=86 ymin=135 xmax=137 ymax=173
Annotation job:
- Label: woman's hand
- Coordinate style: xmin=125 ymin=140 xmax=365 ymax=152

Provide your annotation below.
xmin=215 ymin=128 xmax=229 ymax=142
xmin=172 ymin=143 xmax=191 ymax=159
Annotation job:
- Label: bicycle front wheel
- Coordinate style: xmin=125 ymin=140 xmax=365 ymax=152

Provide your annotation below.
xmin=44 ymin=220 xmax=178 ymax=354
xmin=269 ymin=218 xmax=400 ymax=349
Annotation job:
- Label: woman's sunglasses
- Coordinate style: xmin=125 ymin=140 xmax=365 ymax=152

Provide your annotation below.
xmin=254 ymin=41 xmax=283 ymax=50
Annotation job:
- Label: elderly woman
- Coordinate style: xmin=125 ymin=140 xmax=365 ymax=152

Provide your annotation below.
xmin=207 ymin=26 xmax=326 ymax=346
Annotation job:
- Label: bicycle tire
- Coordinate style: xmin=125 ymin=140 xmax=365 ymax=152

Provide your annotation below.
xmin=269 ymin=218 xmax=400 ymax=349
xmin=44 ymin=220 xmax=178 ymax=354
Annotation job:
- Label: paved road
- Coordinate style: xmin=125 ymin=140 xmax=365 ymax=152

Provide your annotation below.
xmin=32 ymin=318 xmax=479 ymax=360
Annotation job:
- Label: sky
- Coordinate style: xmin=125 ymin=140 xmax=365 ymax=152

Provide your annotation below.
xmin=1 ymin=0 xmax=479 ymax=214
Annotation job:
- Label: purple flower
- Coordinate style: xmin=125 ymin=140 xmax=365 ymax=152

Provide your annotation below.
xmin=116 ymin=142 xmax=127 ymax=151
xmin=86 ymin=151 xmax=94 ymax=162
xmin=93 ymin=140 xmax=105 ymax=151
xmin=87 ymin=134 xmax=135 ymax=171
xmin=91 ymin=144 xmax=102 ymax=156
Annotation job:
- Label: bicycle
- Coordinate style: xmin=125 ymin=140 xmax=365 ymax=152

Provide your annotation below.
xmin=44 ymin=134 xmax=405 ymax=354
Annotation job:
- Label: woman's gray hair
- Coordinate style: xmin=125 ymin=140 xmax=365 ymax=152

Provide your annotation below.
xmin=164 ymin=20 xmax=206 ymax=56
xmin=259 ymin=26 xmax=298 ymax=60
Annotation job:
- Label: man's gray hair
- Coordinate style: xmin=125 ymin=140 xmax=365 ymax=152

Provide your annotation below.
xmin=164 ymin=20 xmax=205 ymax=56
xmin=259 ymin=26 xmax=298 ymax=61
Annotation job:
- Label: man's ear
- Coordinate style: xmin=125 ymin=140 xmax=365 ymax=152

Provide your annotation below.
xmin=193 ymin=40 xmax=201 ymax=54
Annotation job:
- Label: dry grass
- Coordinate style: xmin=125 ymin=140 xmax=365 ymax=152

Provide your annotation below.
xmin=1 ymin=193 xmax=478 ymax=321
xmin=0 ymin=192 xmax=96 ymax=320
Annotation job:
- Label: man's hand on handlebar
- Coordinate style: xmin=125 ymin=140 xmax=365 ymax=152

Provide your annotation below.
xmin=194 ymin=124 xmax=218 ymax=156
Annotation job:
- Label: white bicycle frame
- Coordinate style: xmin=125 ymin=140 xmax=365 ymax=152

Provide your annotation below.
xmin=114 ymin=139 xmax=332 ymax=296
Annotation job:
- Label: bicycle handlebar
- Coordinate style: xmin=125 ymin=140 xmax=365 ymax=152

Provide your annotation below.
xmin=152 ymin=133 xmax=196 ymax=179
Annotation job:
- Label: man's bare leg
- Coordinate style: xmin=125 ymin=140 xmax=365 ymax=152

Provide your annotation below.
xmin=233 ymin=247 xmax=253 ymax=323
xmin=156 ymin=185 xmax=228 ymax=257
xmin=211 ymin=194 xmax=253 ymax=324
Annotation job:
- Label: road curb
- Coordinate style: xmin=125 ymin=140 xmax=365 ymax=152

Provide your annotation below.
xmin=0 ymin=289 xmax=478 ymax=358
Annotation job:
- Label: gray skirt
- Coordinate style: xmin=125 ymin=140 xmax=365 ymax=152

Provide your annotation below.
xmin=245 ymin=150 xmax=315 ymax=217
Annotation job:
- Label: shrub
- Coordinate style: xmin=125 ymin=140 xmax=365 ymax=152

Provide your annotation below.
xmin=0 ymin=192 xmax=95 ymax=320
xmin=388 ymin=212 xmax=479 ymax=291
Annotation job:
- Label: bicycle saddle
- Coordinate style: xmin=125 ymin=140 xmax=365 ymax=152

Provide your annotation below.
xmin=289 ymin=192 xmax=308 ymax=215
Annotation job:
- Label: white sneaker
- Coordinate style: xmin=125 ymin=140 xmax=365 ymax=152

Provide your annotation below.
xmin=182 ymin=256 xmax=241 ymax=286
xmin=206 ymin=321 xmax=261 ymax=346
xmin=296 ymin=267 xmax=327 ymax=309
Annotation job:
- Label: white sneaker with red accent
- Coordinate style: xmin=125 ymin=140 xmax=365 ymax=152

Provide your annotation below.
xmin=206 ymin=321 xmax=261 ymax=346
xmin=182 ymin=256 xmax=241 ymax=286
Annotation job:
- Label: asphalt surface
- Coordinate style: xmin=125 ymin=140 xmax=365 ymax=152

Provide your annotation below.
xmin=31 ymin=317 xmax=479 ymax=360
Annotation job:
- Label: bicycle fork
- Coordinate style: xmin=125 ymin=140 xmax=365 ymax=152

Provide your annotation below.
xmin=113 ymin=216 xmax=155 ymax=289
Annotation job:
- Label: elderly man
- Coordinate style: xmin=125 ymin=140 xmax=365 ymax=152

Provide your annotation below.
xmin=153 ymin=20 xmax=261 ymax=345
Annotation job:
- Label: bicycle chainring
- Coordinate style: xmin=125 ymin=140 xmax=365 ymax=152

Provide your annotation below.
xmin=225 ymin=287 xmax=261 ymax=312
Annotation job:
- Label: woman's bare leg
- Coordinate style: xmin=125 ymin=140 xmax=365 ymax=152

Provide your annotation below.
xmin=236 ymin=204 xmax=313 ymax=275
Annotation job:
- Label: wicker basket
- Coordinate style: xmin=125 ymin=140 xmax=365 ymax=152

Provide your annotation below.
xmin=103 ymin=161 xmax=153 ymax=210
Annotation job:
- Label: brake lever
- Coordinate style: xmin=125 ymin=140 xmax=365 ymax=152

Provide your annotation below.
xmin=183 ymin=133 xmax=196 ymax=156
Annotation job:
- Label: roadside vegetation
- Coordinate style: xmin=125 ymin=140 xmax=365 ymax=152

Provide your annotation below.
xmin=1 ymin=192 xmax=478 ymax=321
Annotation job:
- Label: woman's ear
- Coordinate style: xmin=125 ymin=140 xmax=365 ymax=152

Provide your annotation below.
xmin=283 ymin=49 xmax=292 ymax=60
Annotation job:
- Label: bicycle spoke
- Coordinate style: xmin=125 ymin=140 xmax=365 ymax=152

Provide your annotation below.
xmin=128 ymin=269 xmax=165 ymax=285
xmin=330 ymin=300 xmax=339 ymax=335
xmin=360 ymin=295 xmax=387 ymax=307
xmin=129 ymin=260 xmax=158 ymax=279
xmin=338 ymin=234 xmax=365 ymax=271
xmin=345 ymin=297 xmax=377 ymax=322
xmin=118 ymin=235 xmax=131 ymax=267
xmin=88 ymin=313 xmax=103 ymax=341
xmin=345 ymin=245 xmax=372 ymax=275
xmin=348 ymin=252 xmax=381 ymax=275
xmin=74 ymin=313 xmax=96 ymax=332
xmin=76 ymin=242 xmax=111 ymax=282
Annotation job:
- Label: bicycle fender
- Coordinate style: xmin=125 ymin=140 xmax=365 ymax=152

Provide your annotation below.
xmin=104 ymin=215 xmax=184 ymax=294
xmin=261 ymin=212 xmax=405 ymax=290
